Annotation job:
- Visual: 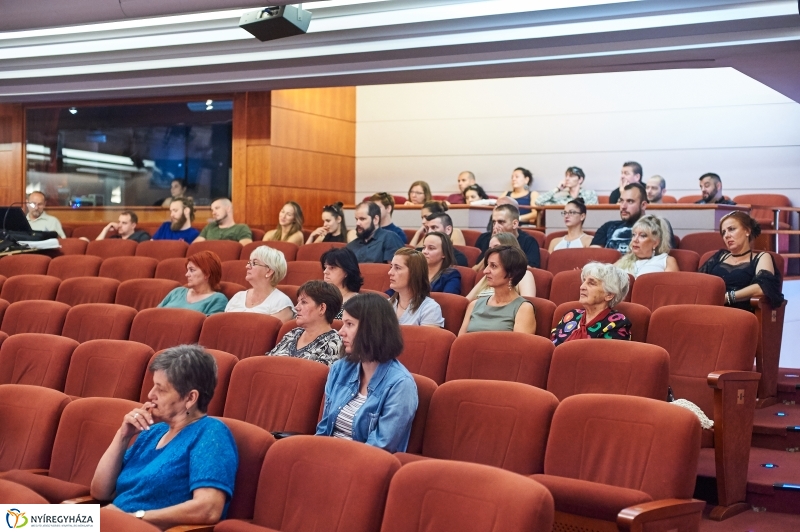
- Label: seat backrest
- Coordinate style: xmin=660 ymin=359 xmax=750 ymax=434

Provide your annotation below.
xmin=85 ymin=239 xmax=138 ymax=259
xmin=379 ymin=460 xmax=554 ymax=532
xmin=223 ymin=356 xmax=328 ymax=433
xmin=154 ymin=257 xmax=188 ymax=284
xmin=544 ymin=394 xmax=700 ymax=500
xmin=678 ymin=194 xmax=702 ymax=203
xmin=128 ymin=307 xmax=205 ymax=352
xmin=242 ymin=241 xmax=297 ymax=262
xmin=0 ymin=274 xmax=61 ymax=303
xmin=538 ymin=248 xmax=550 ymax=270
xmin=47 ymin=255 xmax=103 ymax=280
xmin=56 ymin=277 xmax=120 ymax=306
xmin=679 ymin=232 xmax=725 ymax=257
xmin=546 ymin=248 xmax=621 ymax=275
xmin=397 ymin=325 xmax=455 ymax=385
xmin=549 ymin=270 xmax=582 ymax=306
xmin=661 ymin=195 xmax=678 ymax=203
xmin=530 ymin=267 xmax=553 ymax=300
xmin=134 ymin=239 xmax=188 ymax=261
xmin=0 ymin=333 xmax=79 ymax=390
xmin=524 ymin=296 xmax=556 ymax=338
xmin=453 ymin=245 xmax=481 ymax=267
xmin=459 ymin=229 xmax=480 ymax=247
xmin=546 ymin=339 xmax=669 ymax=401
xmin=0 ymin=254 xmax=51 ymax=277
xmin=198 ymin=312 xmax=282 ymax=359
xmin=445 ymin=332 xmax=554 ymax=388
xmin=296 ymin=242 xmax=346 ymax=262
xmin=552 ymin=301 xmax=651 ymax=343
xmin=452 ymin=266 xmax=476 ymax=296
xmin=56 ymin=238 xmax=88 ymax=255
xmin=283 ymin=261 xmax=323 ymax=285
xmin=70 ymin=224 xmax=106 ymax=240
xmin=733 ymin=194 xmax=791 ymax=224
xmin=99 ymin=256 xmax=158 ymax=282
xmin=221 ymin=260 xmax=249 ymax=287
xmin=669 ymin=249 xmax=700 ymax=272
xmin=0 ymin=300 xmax=70 ymax=336
xmin=219 ymin=281 xmax=246 ymax=300
xmin=64 ymin=339 xmax=153 ymax=400
xmin=429 ymin=292 xmax=468 ymax=335
xmin=631 ymin=272 xmax=725 ymax=311
xmin=407 ymin=373 xmax=437 ymax=455
xmin=62 ymin=303 xmax=137 ymax=343
xmin=424 ymin=379 xmax=558 ymax=474
xmin=521 ymin=229 xmax=546 ymax=247
xmin=0 ymin=384 xmax=71 ymax=471
xmin=647 ymin=305 xmax=759 ymax=418
xmin=0 ymin=299 xmax=8 ymax=331
xmin=187 ymin=240 xmax=243 ymax=262
xmin=276 ymin=284 xmax=299 ymax=305
xmin=115 ymin=279 xmax=181 ymax=311
xmin=360 ymin=263 xmax=391 ymax=292
xmin=252 ymin=436 xmax=400 ymax=532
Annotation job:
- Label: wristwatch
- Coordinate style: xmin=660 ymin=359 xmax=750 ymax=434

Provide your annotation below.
xmin=135 ymin=510 xmax=146 ymax=520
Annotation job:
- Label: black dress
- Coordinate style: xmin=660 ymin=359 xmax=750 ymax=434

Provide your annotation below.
xmin=322 ymin=233 xmax=347 ymax=243
xmin=699 ymin=250 xmax=784 ymax=311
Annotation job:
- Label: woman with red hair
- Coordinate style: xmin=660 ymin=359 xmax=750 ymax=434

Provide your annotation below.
xmin=157 ymin=250 xmax=228 ymax=315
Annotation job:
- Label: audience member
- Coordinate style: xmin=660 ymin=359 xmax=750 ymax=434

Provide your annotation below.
xmin=321 ymin=247 xmax=363 ymax=320
xmin=421 ymin=232 xmax=462 ymax=294
xmin=263 ymin=201 xmax=305 ymax=246
xmin=646 ymin=175 xmax=667 ymax=203
xmin=315 ymin=293 xmax=418 ymax=453
xmin=615 ymin=215 xmax=679 ymax=277
xmin=463 ymin=184 xmax=489 ymax=203
xmin=501 ymin=167 xmax=538 ymax=224
xmin=535 ymin=166 xmax=599 ymax=206
xmin=405 ymin=181 xmax=432 ymax=205
xmin=699 ymin=211 xmax=783 ymax=311
xmin=91 ymin=345 xmax=237 ymax=528
xmin=408 ymin=201 xmax=466 ymax=247
xmin=548 ymin=198 xmax=593 ymax=252
xmin=158 ymin=250 xmax=227 ymax=315
xmin=475 ymin=204 xmax=541 ymax=268
xmin=423 ymin=212 xmax=468 ymax=266
xmin=696 ymin=173 xmax=736 ymax=205
xmin=551 ymin=262 xmax=632 ymax=346
xmin=608 ymin=161 xmax=642 ymax=204
xmin=467 ymin=233 xmax=536 ymax=301
xmin=95 ymin=211 xmax=150 ymax=242
xmin=307 ymin=202 xmax=349 ymax=244
xmin=370 ymin=192 xmax=408 ymax=244
xmin=193 ymin=198 xmax=252 ymax=244
xmin=347 ymin=202 xmax=404 ymax=263
xmin=153 ymin=197 xmax=200 ymax=243
xmin=159 ymin=178 xmax=189 ymax=208
xmin=447 ymin=171 xmax=477 ymax=204
xmin=224 ymin=245 xmax=294 ymax=322
xmin=25 ymin=191 xmax=66 ymax=238
xmin=590 ymin=183 xmax=646 ymax=253
xmin=388 ymin=248 xmax=445 ymax=327
xmin=485 ymin=195 xmax=519 ymax=232
xmin=267 ymin=280 xmax=343 ymax=366
xmin=459 ymin=245 xmax=536 ymax=335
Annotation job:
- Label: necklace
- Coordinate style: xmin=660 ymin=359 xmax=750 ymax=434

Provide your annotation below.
xmin=730 ymin=249 xmax=752 ymax=257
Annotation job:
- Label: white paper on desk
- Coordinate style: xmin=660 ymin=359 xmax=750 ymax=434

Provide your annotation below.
xmin=469 ymin=199 xmax=497 ymax=206
xmin=18 ymin=238 xmax=61 ymax=250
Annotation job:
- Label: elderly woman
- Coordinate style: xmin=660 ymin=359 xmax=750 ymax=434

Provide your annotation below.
xmin=459 ymin=245 xmax=536 ymax=335
xmin=316 ymin=293 xmax=418 ymax=453
xmin=225 ymin=245 xmax=295 ymax=322
xmin=307 ymin=202 xmax=348 ymax=244
xmin=699 ymin=211 xmax=784 ymax=310
xmin=405 ymin=180 xmax=432 ymax=205
xmin=321 ymin=247 xmax=364 ymax=320
xmin=263 ymin=201 xmax=305 ymax=246
xmin=615 ymin=214 xmax=679 ymax=277
xmin=91 ymin=346 xmax=238 ymax=529
xmin=551 ymin=262 xmax=632 ymax=346
xmin=409 ymin=201 xmax=466 ymax=247
xmin=535 ymin=166 xmax=599 ymax=206
xmin=421 ymin=231 xmax=461 ymax=294
xmin=158 ymin=250 xmax=228 ymax=315
xmin=389 ymin=248 xmax=445 ymax=327
xmin=548 ymin=198 xmax=593 ymax=252
xmin=268 ymin=280 xmax=343 ymax=366
xmin=467 ymin=232 xmax=535 ymax=301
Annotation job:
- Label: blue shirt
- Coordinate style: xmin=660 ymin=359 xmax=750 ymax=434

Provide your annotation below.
xmin=316 ymin=358 xmax=418 ymax=453
xmin=431 ymin=268 xmax=462 ymax=295
xmin=113 ymin=417 xmax=238 ymax=516
xmin=153 ymin=222 xmax=200 ymax=243
xmin=158 ymin=287 xmax=228 ymax=316
xmin=383 ymin=223 xmax=408 ymax=244
xmin=346 ymin=228 xmax=404 ymax=264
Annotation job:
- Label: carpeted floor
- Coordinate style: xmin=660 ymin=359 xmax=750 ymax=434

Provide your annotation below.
xmin=700 ymin=509 xmax=800 ymax=531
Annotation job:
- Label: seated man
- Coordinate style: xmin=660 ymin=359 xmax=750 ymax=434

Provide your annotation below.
xmin=474 ymin=204 xmax=541 ymax=269
xmin=346 ymin=202 xmax=404 ymax=263
xmin=696 ymin=173 xmax=736 ymax=205
xmin=423 ymin=212 xmax=469 ymax=267
xmin=591 ymin=183 xmax=675 ymax=253
xmin=447 ymin=171 xmax=477 ymax=204
xmin=153 ymin=197 xmax=200 ymax=243
xmin=193 ymin=198 xmax=252 ymax=244
xmin=25 ymin=191 xmax=66 ymax=238
xmin=95 ymin=211 xmax=150 ymax=242
xmin=645 ymin=175 xmax=667 ymax=203
xmin=370 ymin=192 xmax=408 ymax=244
xmin=608 ymin=161 xmax=642 ymax=205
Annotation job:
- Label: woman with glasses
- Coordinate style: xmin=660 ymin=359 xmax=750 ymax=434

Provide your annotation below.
xmin=389 ymin=248 xmax=444 ymax=327
xmin=224 ymin=245 xmax=295 ymax=322
xmin=307 ymin=202 xmax=350 ymax=244
xmin=405 ymin=181 xmax=432 ymax=205
xmin=500 ymin=167 xmax=538 ymax=224
xmin=535 ymin=166 xmax=599 ymax=206
xmin=548 ymin=198 xmax=594 ymax=252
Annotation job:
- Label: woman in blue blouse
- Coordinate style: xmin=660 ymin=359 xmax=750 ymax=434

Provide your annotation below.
xmin=91 ymin=345 xmax=238 ymax=529
xmin=157 ymin=250 xmax=228 ymax=315
xmin=421 ymin=231 xmax=461 ymax=295
xmin=316 ymin=293 xmax=418 ymax=453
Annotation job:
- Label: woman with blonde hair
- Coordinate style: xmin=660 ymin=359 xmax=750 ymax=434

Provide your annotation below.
xmin=263 ymin=201 xmax=305 ymax=246
xmin=225 ymin=245 xmax=295 ymax=322
xmin=466 ymin=232 xmax=536 ymax=301
xmin=615 ymin=214 xmax=679 ymax=278
xmin=388 ymin=248 xmax=444 ymax=327
xmin=405 ymin=181 xmax=432 ymax=205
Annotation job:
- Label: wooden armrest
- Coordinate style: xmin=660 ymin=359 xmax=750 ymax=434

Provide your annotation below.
xmin=750 ymin=297 xmax=786 ymax=310
xmin=617 ymin=499 xmax=705 ymax=532
xmin=62 ymin=496 xmax=102 ymax=504
xmin=708 ymin=370 xmax=761 ymax=388
xmin=164 ymin=525 xmax=215 ymax=532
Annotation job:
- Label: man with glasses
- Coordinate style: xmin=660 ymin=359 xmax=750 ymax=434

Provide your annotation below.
xmin=535 ymin=166 xmax=598 ymax=206
xmin=25 ymin=191 xmax=66 ymax=238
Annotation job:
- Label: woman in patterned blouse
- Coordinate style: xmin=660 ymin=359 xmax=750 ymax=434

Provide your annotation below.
xmin=551 ymin=262 xmax=632 ymax=346
xmin=267 ymin=280 xmax=343 ymax=366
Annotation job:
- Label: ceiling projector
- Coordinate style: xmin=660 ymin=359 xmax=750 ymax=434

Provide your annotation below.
xmin=239 ymin=5 xmax=312 ymax=42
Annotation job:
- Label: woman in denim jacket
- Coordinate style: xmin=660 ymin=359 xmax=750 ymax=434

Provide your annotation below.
xmin=316 ymin=293 xmax=418 ymax=453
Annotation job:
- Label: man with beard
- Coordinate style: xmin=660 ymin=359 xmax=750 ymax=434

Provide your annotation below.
xmin=695 ymin=173 xmax=736 ymax=205
xmin=591 ymin=183 xmax=675 ymax=253
xmin=346 ymin=202 xmax=404 ymax=263
xmin=645 ymin=175 xmax=667 ymax=203
xmin=193 ymin=198 xmax=252 ymax=244
xmin=153 ymin=197 xmax=200 ymax=243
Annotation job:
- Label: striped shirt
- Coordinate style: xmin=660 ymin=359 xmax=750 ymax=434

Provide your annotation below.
xmin=332 ymin=393 xmax=367 ymax=440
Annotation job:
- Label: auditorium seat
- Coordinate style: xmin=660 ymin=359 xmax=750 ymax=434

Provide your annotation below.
xmin=546 ymin=339 xmax=669 ymax=401
xmin=662 ymin=194 xmax=678 ymax=203
xmin=0 ymin=384 xmax=70 ymax=472
xmin=0 ymin=276 xmax=5 ymax=296
xmin=223 ymin=356 xmax=328 ymax=434
xmin=379 ymin=460 xmax=554 ymax=532
xmin=115 ymin=278 xmax=181 ymax=311
xmin=538 ymin=248 xmax=549 ymax=270
xmin=276 ymin=284 xmax=299 ymax=305
xmin=429 ymin=292 xmax=468 ymax=335
xmin=64 ymin=339 xmax=153 ymax=400
xmin=445 ymin=332 xmax=554 ymax=388
xmin=531 ymin=394 xmax=703 ymax=531
xmin=70 ymin=224 xmax=106 ymax=240
xmin=0 ymin=479 xmax=48 ymax=504
xmin=85 ymin=239 xmax=138 ymax=259
xmin=631 ymin=271 xmax=725 ymax=311
xmin=0 ymin=274 xmax=60 ymax=303
xmin=47 ymin=255 xmax=103 ymax=280
xmin=524 ymin=296 xmax=556 ymax=338
xmin=154 ymin=257 xmax=188 ymax=283
xmin=199 ymin=313 xmax=282 ymax=359
xmin=296 ymin=241 xmax=346 ymax=262
xmin=678 ymin=194 xmax=703 ymax=203
xmin=283 ymin=261 xmax=323 ymax=285
xmin=552 ymin=301 xmax=651 ymax=343
xmin=545 ymin=248 xmax=621 ymax=275
xmin=597 ymin=195 xmax=610 ymax=204
xmin=680 ymin=231 xmax=725 ymax=258
xmin=407 ymin=374 xmax=437 ymax=455
xmin=218 ymin=281 xmax=245 ymax=300
xmin=0 ymin=333 xmax=79 ymax=390
xmin=733 ymin=193 xmax=792 ymax=228
xmin=521 ymin=229 xmax=546 ymax=248
xmin=397 ymin=325 xmax=455 ymax=385
xmin=188 ymin=240 xmax=243 ymax=262
xmin=241 ymin=241 xmax=297 ymax=262
xmin=0 ymin=332 xmax=6 ymax=349
xmin=452 ymin=266 xmax=475 ymax=296
xmin=128 ymin=308 xmax=205 ymax=352
xmin=214 ymin=436 xmax=399 ymax=532
xmin=0 ymin=254 xmax=51 ymax=277
xmin=98 ymin=509 xmax=160 ymax=532
xmin=453 ymin=245 xmax=481 ymax=267
xmin=0 ymin=298 xmax=9 ymax=327
xmin=360 ymin=263 xmax=391 ymax=292
xmin=669 ymin=248 xmax=700 ymax=272
xmin=222 ymin=260 xmax=249 ymax=287
xmin=56 ymin=238 xmax=88 ymax=255
xmin=99 ymin=256 xmax=158 ymax=282
xmin=250 ymin=227 xmax=265 ymax=241
xmin=0 ymin=301 xmax=69 ymax=336
xmin=529 ymin=267 xmax=552 ymax=300
xmin=61 ymin=303 xmax=137 ymax=342
xmin=461 ymin=229 xmax=481 ymax=247
xmin=134 ymin=239 xmax=188 ymax=261
xmin=55 ymin=277 xmax=120 ymax=306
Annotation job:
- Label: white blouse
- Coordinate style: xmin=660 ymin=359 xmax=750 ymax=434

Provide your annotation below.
xmin=224 ymin=289 xmax=296 ymax=317
xmin=633 ymin=253 xmax=669 ymax=278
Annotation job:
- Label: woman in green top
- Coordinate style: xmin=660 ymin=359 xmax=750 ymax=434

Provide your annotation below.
xmin=158 ymin=250 xmax=228 ymax=316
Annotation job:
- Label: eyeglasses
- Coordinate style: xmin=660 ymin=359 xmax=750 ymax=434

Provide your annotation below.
xmin=246 ymin=260 xmax=269 ymax=268
xmin=561 ymin=211 xmax=582 ymax=216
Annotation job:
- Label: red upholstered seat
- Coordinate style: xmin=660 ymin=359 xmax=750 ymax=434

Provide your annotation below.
xmin=70 ymin=224 xmax=106 ymax=240
xmin=0 ymin=254 xmax=51 ymax=277
xmin=461 ymin=229 xmax=481 ymax=247
xmin=0 ymin=300 xmax=69 ymax=336
xmin=546 ymin=248 xmax=621 ymax=275
xmin=0 ymin=333 xmax=79 ymax=390
xmin=199 ymin=313 xmax=282 ymax=359
xmin=61 ymin=303 xmax=137 ymax=342
xmin=55 ymin=276 xmax=119 ymax=306
xmin=733 ymin=193 xmax=791 ymax=227
xmin=128 ymin=308 xmax=205 ymax=352
xmin=221 ymin=260 xmax=249 ymax=287
xmin=538 ymin=248 xmax=549 ymax=270
xmin=524 ymin=296 xmax=556 ymax=338
xmin=530 ymin=267 xmax=552 ymax=299
xmin=397 ymin=325 xmax=454 ymax=385
xmin=64 ymin=339 xmax=153 ymax=400
xmin=0 ymin=274 xmax=60 ymax=303
xmin=680 ymin=232 xmax=725 ymax=257
xmin=429 ymin=292 xmax=467 ymax=335
xmin=360 ymin=263 xmax=391 ymax=292
xmin=552 ymin=301 xmax=651 ymax=343
xmin=295 ymin=242 xmax=346 ymax=262
xmin=56 ymin=238 xmax=88 ymax=255
xmin=678 ymin=194 xmax=702 ymax=203
xmin=0 ymin=479 xmax=49 ymax=504
xmin=47 ymin=255 xmax=103 ymax=280
xmin=452 ymin=266 xmax=475 ymax=296
xmin=241 ymin=241 xmax=297 ymax=262
xmin=669 ymin=248 xmax=700 ymax=272
xmin=630 ymin=271 xmax=725 ymax=311
xmin=155 ymin=257 xmax=188 ymax=283
xmin=115 ymin=278 xmax=181 ymax=311
xmin=283 ymin=261 xmax=323 ymax=285
xmin=134 ymin=239 xmax=188 ymax=261
xmin=521 ymin=229 xmax=545 ymax=247
xmin=406 ymin=374 xmax=436 ymax=455
xmin=219 ymin=281 xmax=246 ymax=300
xmin=188 ymin=240 xmax=243 ymax=262
xmin=275 ymin=284 xmax=299 ymax=305
xmin=99 ymin=256 xmax=158 ymax=282
xmin=85 ymin=239 xmax=138 ymax=259
xmin=453 ymin=245 xmax=481 ymax=267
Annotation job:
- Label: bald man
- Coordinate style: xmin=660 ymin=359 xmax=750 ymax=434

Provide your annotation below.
xmin=194 ymin=198 xmax=253 ymax=244
xmin=25 ymin=191 xmax=65 ymax=238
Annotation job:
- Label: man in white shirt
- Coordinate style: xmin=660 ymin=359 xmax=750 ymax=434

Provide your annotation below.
xmin=25 ymin=191 xmax=66 ymax=238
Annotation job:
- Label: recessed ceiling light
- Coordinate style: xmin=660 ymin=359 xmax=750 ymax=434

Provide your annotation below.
xmin=69 ymin=107 xmax=77 ymax=114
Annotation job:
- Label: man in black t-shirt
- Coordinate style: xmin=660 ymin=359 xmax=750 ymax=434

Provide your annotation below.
xmin=608 ymin=161 xmax=643 ymax=204
xmin=696 ymin=173 xmax=737 ymax=205
xmin=474 ymin=204 xmax=540 ymax=268
xmin=95 ymin=211 xmax=150 ymax=243
xmin=591 ymin=183 xmax=645 ymax=254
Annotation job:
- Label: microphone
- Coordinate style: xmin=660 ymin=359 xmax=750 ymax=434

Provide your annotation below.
xmin=1 ymin=201 xmax=27 ymax=243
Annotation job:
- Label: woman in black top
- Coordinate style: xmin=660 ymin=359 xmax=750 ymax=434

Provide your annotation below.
xmin=307 ymin=202 xmax=349 ymax=244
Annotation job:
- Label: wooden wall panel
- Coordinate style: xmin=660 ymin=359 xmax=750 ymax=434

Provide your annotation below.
xmin=272 ymin=87 xmax=356 ymax=121
xmin=0 ymin=104 xmax=24 ymax=207
xmin=270 ymin=146 xmax=354 ymax=192
xmin=271 ymin=107 xmax=355 ymax=157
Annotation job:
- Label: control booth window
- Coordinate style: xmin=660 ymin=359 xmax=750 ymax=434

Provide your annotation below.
xmin=25 ymin=100 xmax=233 ymax=207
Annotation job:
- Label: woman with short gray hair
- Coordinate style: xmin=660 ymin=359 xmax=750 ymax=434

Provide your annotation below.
xmin=225 ymin=245 xmax=295 ymax=322
xmin=550 ymin=262 xmax=632 ymax=346
xmin=91 ymin=345 xmax=238 ymax=529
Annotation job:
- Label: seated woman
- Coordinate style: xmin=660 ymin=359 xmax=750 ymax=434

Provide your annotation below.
xmin=466 ymin=232 xmax=535 ymax=301
xmin=389 ymin=248 xmax=445 ymax=327
xmin=263 ymin=201 xmax=305 ymax=246
xmin=321 ymin=247 xmax=364 ymax=319
xmin=408 ymin=200 xmax=466 ymax=247
xmin=459 ymin=245 xmax=536 ymax=335
xmin=463 ymin=184 xmax=489 ymax=204
xmin=224 ymin=245 xmax=295 ymax=322
xmin=535 ymin=166 xmax=599 ymax=206
xmin=551 ymin=262 xmax=632 ymax=346
xmin=500 ymin=167 xmax=538 ymax=224
xmin=307 ymin=202 xmax=349 ymax=244
xmin=91 ymin=345 xmax=238 ymax=529
xmin=158 ymin=250 xmax=228 ymax=315
xmin=547 ymin=198 xmax=594 ymax=252
xmin=159 ymin=178 xmax=189 ymax=208
xmin=699 ymin=211 xmax=784 ymax=310
xmin=268 ymin=280 xmax=343 ymax=366
xmin=316 ymin=293 xmax=418 ymax=453
xmin=615 ymin=214 xmax=679 ymax=278
xmin=421 ymin=231 xmax=461 ymax=295
xmin=405 ymin=180 xmax=432 ymax=205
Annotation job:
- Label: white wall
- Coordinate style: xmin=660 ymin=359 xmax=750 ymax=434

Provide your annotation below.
xmin=355 ymin=68 xmax=800 ymax=204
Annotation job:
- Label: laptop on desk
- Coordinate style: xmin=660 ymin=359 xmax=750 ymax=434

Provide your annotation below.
xmin=0 ymin=206 xmax=60 ymax=242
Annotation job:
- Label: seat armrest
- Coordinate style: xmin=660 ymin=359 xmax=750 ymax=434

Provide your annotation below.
xmin=164 ymin=526 xmax=215 ymax=532
xmin=707 ymin=370 xmax=760 ymax=388
xmin=617 ymin=499 xmax=704 ymax=532
xmin=62 ymin=496 xmax=103 ymax=504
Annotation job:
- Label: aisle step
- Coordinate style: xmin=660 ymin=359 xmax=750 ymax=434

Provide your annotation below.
xmin=752 ymin=402 xmax=800 ymax=451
